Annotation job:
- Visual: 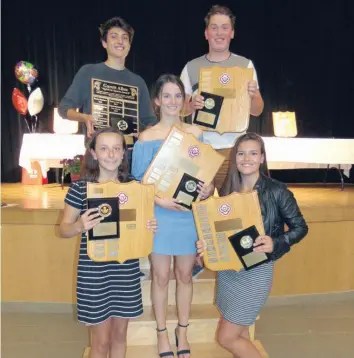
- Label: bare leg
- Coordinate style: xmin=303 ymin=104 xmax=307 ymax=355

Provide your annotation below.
xmin=109 ymin=317 xmax=129 ymax=358
xmin=227 ymin=329 xmax=251 ymax=358
xmin=174 ymin=254 xmax=195 ymax=358
xmin=89 ymin=318 xmax=112 ymax=358
xmin=217 ymin=318 xmax=262 ymax=358
xmin=151 ymin=253 xmax=173 ymax=357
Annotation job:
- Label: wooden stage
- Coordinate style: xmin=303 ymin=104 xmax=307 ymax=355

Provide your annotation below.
xmin=2 ymin=183 xmax=354 ymax=304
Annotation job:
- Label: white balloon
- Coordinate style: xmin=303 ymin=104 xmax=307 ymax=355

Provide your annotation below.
xmin=28 ymin=87 xmax=44 ymax=116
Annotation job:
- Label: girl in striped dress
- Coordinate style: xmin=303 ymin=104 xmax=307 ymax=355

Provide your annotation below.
xmin=197 ymin=133 xmax=308 ymax=358
xmin=59 ymin=127 xmax=157 ymax=358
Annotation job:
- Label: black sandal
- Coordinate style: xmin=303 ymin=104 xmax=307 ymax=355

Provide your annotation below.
xmin=174 ymin=323 xmax=191 ymax=357
xmin=156 ymin=327 xmax=174 ymax=358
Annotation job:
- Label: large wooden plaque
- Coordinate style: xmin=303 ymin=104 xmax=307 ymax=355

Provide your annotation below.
xmin=195 ymin=67 xmax=254 ymax=134
xmin=86 ymin=181 xmax=154 ymax=263
xmin=192 ymin=191 xmax=265 ymax=271
xmin=142 ymin=126 xmax=225 ymax=209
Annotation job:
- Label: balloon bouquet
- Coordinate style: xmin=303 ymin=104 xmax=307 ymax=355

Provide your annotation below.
xmin=12 ymin=61 xmax=44 ymax=132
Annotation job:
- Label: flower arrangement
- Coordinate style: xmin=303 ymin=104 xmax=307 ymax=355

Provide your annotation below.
xmin=60 ymin=155 xmax=84 ymax=177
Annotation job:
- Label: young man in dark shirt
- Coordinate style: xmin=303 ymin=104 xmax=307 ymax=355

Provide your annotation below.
xmin=59 ymin=16 xmax=156 ymax=141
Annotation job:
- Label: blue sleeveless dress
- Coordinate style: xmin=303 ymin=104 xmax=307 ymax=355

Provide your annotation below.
xmin=132 ymin=139 xmax=198 ymax=256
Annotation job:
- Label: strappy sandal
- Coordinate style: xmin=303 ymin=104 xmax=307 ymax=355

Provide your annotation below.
xmin=174 ymin=323 xmax=191 ymax=357
xmin=156 ymin=327 xmax=174 ymax=358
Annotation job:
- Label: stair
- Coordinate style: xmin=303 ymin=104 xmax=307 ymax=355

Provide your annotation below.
xmin=82 ymin=268 xmax=268 ymax=357
xmin=83 ymin=341 xmax=268 ymax=358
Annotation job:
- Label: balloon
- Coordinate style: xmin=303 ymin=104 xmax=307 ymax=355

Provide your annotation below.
xmin=12 ymin=88 xmax=28 ymax=115
xmin=14 ymin=61 xmax=39 ymax=86
xmin=28 ymin=87 xmax=44 ymax=116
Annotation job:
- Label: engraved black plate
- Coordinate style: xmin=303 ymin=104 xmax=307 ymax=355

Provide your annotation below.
xmin=193 ymin=91 xmax=224 ymax=129
xmin=228 ymin=225 xmax=270 ymax=270
xmin=87 ymin=197 xmax=120 ymax=240
xmin=91 ymin=79 xmax=138 ymax=134
xmin=172 ymin=173 xmax=204 ymax=210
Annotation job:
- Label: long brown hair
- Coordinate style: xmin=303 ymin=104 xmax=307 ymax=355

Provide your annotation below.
xmin=151 ymin=74 xmax=186 ymax=121
xmin=220 ymin=133 xmax=269 ymax=196
xmin=80 ymin=127 xmax=129 ymax=182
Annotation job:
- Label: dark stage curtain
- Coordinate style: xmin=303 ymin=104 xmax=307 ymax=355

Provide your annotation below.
xmin=2 ymin=0 xmax=354 ymax=182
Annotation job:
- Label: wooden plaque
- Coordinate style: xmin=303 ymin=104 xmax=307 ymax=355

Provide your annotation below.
xmin=86 ymin=181 xmax=154 ymax=263
xmin=192 ymin=191 xmax=265 ymax=271
xmin=195 ymin=67 xmax=254 ymax=134
xmin=142 ymin=126 xmax=225 ymax=209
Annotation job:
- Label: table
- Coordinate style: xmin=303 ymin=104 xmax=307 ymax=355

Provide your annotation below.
xmin=263 ymin=137 xmax=354 ymax=177
xmin=19 ymin=134 xmax=86 ymax=178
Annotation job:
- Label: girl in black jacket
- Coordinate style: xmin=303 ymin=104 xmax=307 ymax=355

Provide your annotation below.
xmin=197 ymin=132 xmax=308 ymax=358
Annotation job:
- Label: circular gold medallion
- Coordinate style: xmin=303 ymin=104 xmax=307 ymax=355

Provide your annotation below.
xmin=98 ymin=203 xmax=112 ymax=218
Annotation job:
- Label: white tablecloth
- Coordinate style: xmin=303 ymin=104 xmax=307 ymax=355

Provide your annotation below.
xmin=19 ymin=134 xmax=86 ymax=178
xmin=19 ymin=134 xmax=354 ymax=178
xmin=263 ymin=137 xmax=354 ymax=177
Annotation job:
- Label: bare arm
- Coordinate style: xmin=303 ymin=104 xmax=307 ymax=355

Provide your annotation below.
xmin=66 ymin=110 xmax=95 ymax=137
xmin=250 ymin=89 xmax=264 ymax=116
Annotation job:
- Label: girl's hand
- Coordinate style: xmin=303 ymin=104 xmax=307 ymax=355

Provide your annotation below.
xmin=253 ymin=235 xmax=274 ymax=253
xmin=191 ymin=94 xmax=205 ymax=110
xmin=76 ymin=208 xmax=103 ymax=232
xmin=155 ymin=197 xmax=186 ymax=211
xmin=147 ymin=218 xmax=158 ymax=233
xmin=197 ymin=182 xmax=214 ymax=200
xmin=196 ymin=240 xmax=206 ymax=256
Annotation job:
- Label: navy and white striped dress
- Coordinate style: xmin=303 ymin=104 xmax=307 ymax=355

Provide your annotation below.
xmin=64 ymin=180 xmax=143 ymax=325
xmin=215 ymin=262 xmax=274 ymax=326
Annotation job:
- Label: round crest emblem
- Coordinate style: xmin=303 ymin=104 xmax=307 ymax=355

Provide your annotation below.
xmin=218 ymin=203 xmax=232 ymax=216
xmin=204 ymin=98 xmax=215 ymax=110
xmin=240 ymin=235 xmax=253 ymax=249
xmin=117 ymin=192 xmax=128 ymax=205
xmin=188 ymin=145 xmax=200 ymax=158
xmin=185 ymin=180 xmax=197 ymax=193
xmin=98 ymin=203 xmax=112 ymax=218
xmin=219 ymin=73 xmax=231 ymax=85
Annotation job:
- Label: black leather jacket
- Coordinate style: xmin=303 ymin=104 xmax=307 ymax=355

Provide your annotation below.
xmin=253 ymin=174 xmax=308 ymax=261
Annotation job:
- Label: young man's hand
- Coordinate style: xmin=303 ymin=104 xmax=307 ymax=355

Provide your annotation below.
xmin=83 ymin=114 xmax=96 ymax=137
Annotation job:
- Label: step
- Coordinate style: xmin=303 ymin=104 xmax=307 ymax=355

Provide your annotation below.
xmin=141 ymin=268 xmax=216 ymax=306
xmin=83 ymin=341 xmax=268 ymax=358
xmin=128 ymin=304 xmax=219 ymax=345
xmin=83 ymin=304 xmax=258 ymax=346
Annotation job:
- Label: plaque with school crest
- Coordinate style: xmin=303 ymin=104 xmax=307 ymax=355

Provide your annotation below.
xmin=192 ymin=191 xmax=268 ymax=271
xmin=91 ymin=78 xmax=139 ymax=136
xmin=142 ymin=126 xmax=225 ymax=210
xmin=194 ymin=67 xmax=254 ymax=134
xmin=86 ymin=181 xmax=154 ymax=263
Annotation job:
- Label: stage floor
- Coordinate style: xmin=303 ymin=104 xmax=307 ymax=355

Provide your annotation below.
xmin=2 ymin=182 xmax=354 ymax=300
xmin=1 ymin=182 xmax=354 ymax=220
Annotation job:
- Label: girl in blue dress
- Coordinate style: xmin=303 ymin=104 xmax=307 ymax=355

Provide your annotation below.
xmin=132 ymin=74 xmax=213 ymax=358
